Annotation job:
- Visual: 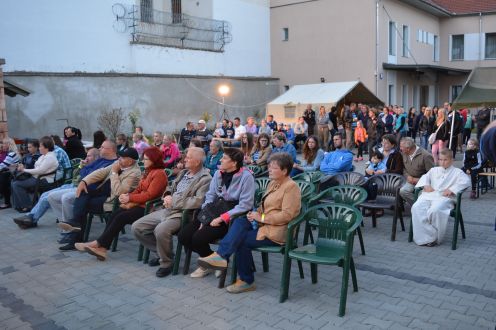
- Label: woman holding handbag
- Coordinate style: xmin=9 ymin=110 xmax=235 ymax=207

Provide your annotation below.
xmin=430 ymin=108 xmax=449 ymax=163
xmin=74 ymin=147 xmax=168 ymax=261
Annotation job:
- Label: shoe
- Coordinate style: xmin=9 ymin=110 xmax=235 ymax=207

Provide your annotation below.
xmin=59 ymin=243 xmax=76 ymax=251
xmin=148 ymin=257 xmax=160 ymax=267
xmin=365 ymin=161 xmax=371 ymax=166
xmin=353 ymin=157 xmax=359 ymax=162
xmin=156 ymin=267 xmax=172 ymax=278
xmin=358 ymin=157 xmax=363 ymax=161
xmin=57 ymin=233 xmax=73 ymax=244
xmin=58 ymin=222 xmax=81 ymax=232
xmin=423 ymin=241 xmax=438 ymax=247
xmin=0 ymin=204 xmax=11 ymax=209
xmin=190 ymin=266 xmax=213 ymax=278
xmin=84 ymin=246 xmax=107 ymax=261
xmin=226 ymin=279 xmax=256 ymax=294
xmin=13 ymin=215 xmax=34 ymax=228
xmin=197 ymin=252 xmax=228 ymax=270
xmin=74 ymin=243 xmax=88 ymax=252
xmin=470 ymin=191 xmax=476 ymax=199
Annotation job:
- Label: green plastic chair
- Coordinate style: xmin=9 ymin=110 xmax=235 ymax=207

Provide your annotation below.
xmin=171 ymin=208 xmax=201 ymax=274
xmin=254 ymin=177 xmax=271 ymax=206
xmin=137 ymin=197 xmax=165 ymax=262
xmin=293 ymin=171 xmax=323 ymax=190
xmin=280 ymin=203 xmax=362 ymax=317
xmin=164 ymin=168 xmax=173 ymax=179
xmin=408 ymin=187 xmax=467 ymax=250
xmin=83 ymin=199 xmax=120 ymax=249
xmin=305 ymin=185 xmax=368 ymax=255
xmin=293 ymin=180 xmax=316 ymax=210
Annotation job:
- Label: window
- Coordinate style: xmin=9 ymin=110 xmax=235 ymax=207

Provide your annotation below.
xmin=389 ymin=21 xmax=396 ymax=56
xmin=433 ymin=35 xmax=439 ymax=62
xmin=171 ymin=0 xmax=182 ymax=23
xmin=282 ymin=28 xmax=289 ymax=41
xmin=485 ymin=33 xmax=496 ymax=59
xmin=402 ymin=25 xmax=409 ymax=57
xmin=284 ymin=105 xmax=296 ymax=118
xmin=451 ymin=34 xmax=464 ymax=60
xmin=388 ymin=84 xmax=395 ymax=105
xmin=402 ymin=84 xmax=408 ymax=109
xmin=451 ymin=85 xmax=462 ymax=101
xmin=140 ymin=0 xmax=153 ymax=23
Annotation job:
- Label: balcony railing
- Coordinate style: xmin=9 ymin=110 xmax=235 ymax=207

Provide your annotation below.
xmin=113 ymin=3 xmax=232 ymax=52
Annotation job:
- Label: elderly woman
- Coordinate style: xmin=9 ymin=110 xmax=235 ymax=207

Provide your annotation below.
xmin=204 ymin=139 xmax=224 ymax=176
xmin=161 ymin=134 xmax=180 ymax=168
xmin=11 ymin=136 xmax=59 ymax=212
xmin=177 ymin=147 xmax=255 ymax=278
xmin=74 ymin=147 xmax=168 ymax=261
xmin=0 ymin=138 xmax=21 ymax=209
xmin=198 ymin=153 xmax=301 ymax=293
xmin=246 ymin=133 xmax=272 ymax=168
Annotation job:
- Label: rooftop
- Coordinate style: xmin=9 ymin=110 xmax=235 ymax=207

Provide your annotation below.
xmin=425 ymin=0 xmax=496 ymax=15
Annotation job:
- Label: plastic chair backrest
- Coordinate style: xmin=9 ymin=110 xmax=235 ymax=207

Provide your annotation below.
xmin=294 ymin=180 xmax=315 ymax=201
xmin=255 ymin=177 xmax=271 ymax=192
xmin=306 ymin=203 xmax=360 ymax=244
xmin=293 ymin=171 xmax=323 ymax=185
xmin=328 ymin=185 xmax=367 ymax=207
xmin=164 ymin=168 xmax=173 ymax=179
xmin=320 ymin=172 xmax=366 ymax=191
xmin=368 ymin=173 xmax=405 ymax=197
xmin=247 ymin=165 xmax=263 ymax=177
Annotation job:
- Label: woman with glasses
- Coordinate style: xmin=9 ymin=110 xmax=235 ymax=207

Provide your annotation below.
xmin=74 ymin=147 xmax=168 ymax=261
xmin=246 ymin=133 xmax=272 ymax=168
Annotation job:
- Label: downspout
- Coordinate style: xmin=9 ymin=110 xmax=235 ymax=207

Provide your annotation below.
xmin=479 ymin=12 xmax=482 ymax=62
xmin=375 ymin=0 xmax=380 ymax=96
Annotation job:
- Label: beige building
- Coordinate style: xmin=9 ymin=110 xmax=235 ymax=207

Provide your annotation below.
xmin=271 ymin=0 xmax=496 ymax=109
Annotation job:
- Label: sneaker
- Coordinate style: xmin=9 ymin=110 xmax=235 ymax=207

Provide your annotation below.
xmin=358 ymin=157 xmax=363 ymax=161
xmin=215 ymin=270 xmax=223 ymax=278
xmin=226 ymin=279 xmax=256 ymax=294
xmin=197 ymin=252 xmax=227 ymax=270
xmin=59 ymin=243 xmax=76 ymax=251
xmin=365 ymin=161 xmax=371 ymax=166
xmin=13 ymin=215 xmax=36 ymax=229
xmin=58 ymin=222 xmax=81 ymax=232
xmin=190 ymin=266 xmax=213 ymax=278
xmin=353 ymin=157 xmax=359 ymax=162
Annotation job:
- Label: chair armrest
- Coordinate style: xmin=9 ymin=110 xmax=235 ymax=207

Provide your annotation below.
xmin=144 ymin=197 xmax=163 ymax=214
xmin=413 ymin=187 xmax=423 ymax=201
xmin=285 ymin=211 xmax=307 ymax=251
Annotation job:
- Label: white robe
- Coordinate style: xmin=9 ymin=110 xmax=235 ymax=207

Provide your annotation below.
xmin=411 ymin=166 xmax=470 ymax=245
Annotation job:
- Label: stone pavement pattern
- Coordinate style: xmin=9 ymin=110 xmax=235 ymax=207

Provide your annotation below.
xmin=0 ymin=158 xmax=495 ymax=329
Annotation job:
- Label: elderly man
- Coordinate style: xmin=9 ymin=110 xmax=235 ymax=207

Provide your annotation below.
xmin=399 ymin=137 xmax=434 ymax=206
xmin=132 ymin=147 xmax=212 ymax=278
xmin=411 ymin=149 xmax=470 ymax=246
xmin=152 ymin=131 xmax=163 ymax=148
xmin=204 ymin=140 xmax=223 ymax=176
xmin=244 ymin=117 xmax=258 ymax=135
xmin=270 ymin=132 xmax=297 ymax=163
xmin=320 ymin=133 xmax=353 ymax=175
xmin=58 ymin=148 xmax=141 ymax=251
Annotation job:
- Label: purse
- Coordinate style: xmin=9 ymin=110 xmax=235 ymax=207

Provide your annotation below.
xmin=197 ymin=196 xmax=238 ymax=225
xmin=428 ymin=122 xmax=444 ymax=145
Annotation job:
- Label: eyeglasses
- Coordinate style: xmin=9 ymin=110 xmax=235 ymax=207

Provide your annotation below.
xmin=143 ymin=157 xmax=150 ymax=161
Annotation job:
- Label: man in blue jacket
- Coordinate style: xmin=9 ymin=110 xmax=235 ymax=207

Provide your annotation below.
xmin=320 ymin=133 xmax=353 ymax=175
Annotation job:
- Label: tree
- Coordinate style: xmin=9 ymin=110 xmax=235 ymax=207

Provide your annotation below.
xmin=97 ymin=108 xmax=126 ymax=140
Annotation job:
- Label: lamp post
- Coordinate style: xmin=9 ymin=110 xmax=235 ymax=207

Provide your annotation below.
xmin=218 ymin=84 xmax=230 ymax=121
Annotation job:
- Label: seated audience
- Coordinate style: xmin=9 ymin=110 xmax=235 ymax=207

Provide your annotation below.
xmin=266 ymin=114 xmax=278 ymax=132
xmin=378 ymin=134 xmax=404 ymax=174
xmin=320 ymin=133 xmax=353 ymax=175
xmin=224 ymin=121 xmax=235 ymax=139
xmin=57 ymin=148 xmax=141 ymax=251
xmin=196 ymin=120 xmax=212 ymax=147
xmin=0 ymin=138 xmax=21 ymax=209
xmin=152 ymin=131 xmax=163 ymax=148
xmin=244 ymin=117 xmax=258 ymax=135
xmin=22 ymin=139 xmax=41 ymax=170
xmin=258 ymin=120 xmax=272 ymax=136
xmin=461 ymin=138 xmax=482 ymax=199
xmin=11 ymin=136 xmax=59 ymax=213
xmin=135 ymin=126 xmax=150 ymax=144
xmin=198 ymin=153 xmax=301 ymax=293
xmin=161 ymin=134 xmax=180 ymax=168
xmin=214 ymin=122 xmax=225 ymax=138
xmin=411 ymin=149 xmax=470 ymax=246
xmin=116 ymin=133 xmax=129 ymax=152
xmin=52 ymin=136 xmax=72 ymax=181
xmin=179 ymin=122 xmax=197 ymax=150
xmin=177 ymin=148 xmax=255 ymax=278
xmin=64 ymin=127 xmax=86 ymax=159
xmin=294 ymin=117 xmax=308 ymax=151
xmin=284 ymin=124 xmax=295 ymax=144
xmin=74 ymin=147 xmax=167 ymax=260
xmin=240 ymin=132 xmax=254 ymax=163
xmin=92 ymin=130 xmax=106 ymax=150
xmin=204 ymin=140 xmax=223 ymax=176
xmin=271 ymin=133 xmax=297 ymax=163
xmin=247 ymin=133 xmax=272 ymax=168
xmin=291 ymin=135 xmax=324 ymax=176
xmin=171 ymin=139 xmax=203 ymax=177
xmin=132 ymin=147 xmax=212 ymax=277
xmin=132 ymin=132 xmax=150 ymax=159
xmin=233 ymin=117 xmax=246 ymax=146
xmin=365 ymin=150 xmax=386 ymax=177
xmin=399 ymin=137 xmax=434 ymax=206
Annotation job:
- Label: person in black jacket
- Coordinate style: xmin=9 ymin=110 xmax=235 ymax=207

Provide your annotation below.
xmin=64 ymin=127 xmax=86 ymax=160
xmin=446 ymin=105 xmax=463 ymax=158
xmin=303 ymin=104 xmax=316 ymax=136
xmin=461 ymin=138 xmax=482 ymax=199
xmin=476 ymin=107 xmax=492 ymax=141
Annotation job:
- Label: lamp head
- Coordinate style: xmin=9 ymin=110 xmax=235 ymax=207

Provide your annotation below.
xmin=218 ymin=85 xmax=230 ymax=96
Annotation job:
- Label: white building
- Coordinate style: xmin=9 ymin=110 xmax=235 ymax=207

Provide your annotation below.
xmin=0 ymin=0 xmax=277 ymax=138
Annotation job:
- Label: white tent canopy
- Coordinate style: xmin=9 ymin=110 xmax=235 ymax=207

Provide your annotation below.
xmin=266 ymin=81 xmax=383 ymax=125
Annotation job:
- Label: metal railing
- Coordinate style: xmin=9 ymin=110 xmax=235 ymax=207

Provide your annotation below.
xmin=113 ymin=3 xmax=232 ymax=52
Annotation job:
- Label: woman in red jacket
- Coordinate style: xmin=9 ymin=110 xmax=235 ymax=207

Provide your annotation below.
xmin=75 ymin=147 xmax=168 ymax=261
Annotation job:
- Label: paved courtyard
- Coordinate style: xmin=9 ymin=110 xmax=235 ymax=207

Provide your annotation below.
xmin=0 ymin=158 xmax=495 ymax=329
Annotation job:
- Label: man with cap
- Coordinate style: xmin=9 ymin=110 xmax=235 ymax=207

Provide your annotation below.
xmin=196 ymin=119 xmax=212 ymax=149
xmin=58 ymin=147 xmax=142 ymax=250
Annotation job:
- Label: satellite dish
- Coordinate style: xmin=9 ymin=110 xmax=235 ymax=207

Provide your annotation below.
xmin=113 ymin=20 xmax=127 ymax=33
xmin=112 ymin=3 xmax=126 ymax=19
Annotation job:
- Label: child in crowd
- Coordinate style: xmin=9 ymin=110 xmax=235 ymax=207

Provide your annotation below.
xmin=365 ymin=150 xmax=386 ymax=177
xmin=224 ymin=121 xmax=235 ymax=139
xmin=284 ymin=124 xmax=295 ymax=144
xmin=461 ymin=138 xmax=482 ymax=199
xmin=354 ymin=120 xmax=368 ymax=161
xmin=213 ymin=122 xmax=225 ymax=138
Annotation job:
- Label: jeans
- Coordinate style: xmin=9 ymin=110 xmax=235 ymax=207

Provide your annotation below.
xmin=217 ymin=217 xmax=278 ymax=284
xmin=421 ymin=132 xmax=429 ymax=150
xmin=30 ymin=184 xmax=72 ymax=223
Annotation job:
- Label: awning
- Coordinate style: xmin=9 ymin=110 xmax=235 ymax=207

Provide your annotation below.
xmin=453 ymin=67 xmax=496 ymax=108
xmin=3 ymin=78 xmax=31 ymax=97
xmin=268 ymin=81 xmax=384 ymax=107
xmin=383 ymin=63 xmax=470 ymax=76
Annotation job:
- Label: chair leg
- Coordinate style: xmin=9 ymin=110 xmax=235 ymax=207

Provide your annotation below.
xmin=143 ymin=248 xmax=150 ymax=264
xmin=391 ymin=209 xmax=398 ymax=241
xmin=138 ymin=244 xmax=144 ymax=261
xmin=84 ymin=214 xmax=93 ymax=242
xmin=172 ymin=242 xmax=182 ymax=275
xmin=121 ymin=228 xmax=126 ymax=235
xmin=183 ymin=249 xmax=192 ymax=275
xmin=111 ymin=234 xmax=118 ymax=252
xmin=218 ymin=267 xmax=228 ymax=289
xmin=261 ymin=252 xmax=269 ymax=272
xmin=399 ymin=209 xmax=405 ymax=231
xmin=350 ymin=258 xmax=358 ymax=292
xmin=459 ymin=214 xmax=466 ymax=239
xmin=408 ymin=217 xmax=413 ymax=242
xmin=279 ymin=257 xmax=292 ymax=303
xmin=230 ymin=255 xmax=238 ymax=284
xmin=338 ymin=259 xmax=351 ymax=317
xmin=297 ymin=261 xmax=304 ymax=279
xmin=356 ymin=227 xmax=365 ymax=255
xmin=371 ymin=211 xmax=377 ymax=228
xmin=310 ymin=263 xmax=318 ymax=284
xmin=452 ymin=214 xmax=460 ymax=251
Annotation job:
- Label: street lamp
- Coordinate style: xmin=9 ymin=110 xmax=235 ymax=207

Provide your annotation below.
xmin=218 ymin=84 xmax=230 ymax=121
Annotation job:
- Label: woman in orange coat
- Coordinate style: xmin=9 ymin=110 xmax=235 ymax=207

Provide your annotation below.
xmin=354 ymin=120 xmax=368 ymax=161
xmin=75 ymin=147 xmax=168 ymax=261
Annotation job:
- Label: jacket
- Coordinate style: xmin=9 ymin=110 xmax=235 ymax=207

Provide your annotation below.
xmin=82 ymin=161 xmax=141 ymax=211
xmin=354 ymin=127 xmax=368 ymax=144
xmin=320 ymin=149 xmax=353 ymax=175
xmin=394 ymin=113 xmax=408 ymax=133
xmin=251 ymin=145 xmax=272 ymax=167
xmin=384 ymin=149 xmax=404 ymax=175
xmin=434 ymin=121 xmax=449 ymax=141
xmin=402 ymin=147 xmax=434 ymax=179
xmin=203 ymin=167 xmax=255 ymax=223
xmin=161 ymin=143 xmax=181 ymax=167
xmin=271 ymin=143 xmax=297 ymax=163
xmin=64 ymin=136 xmax=86 ymax=160
xmin=256 ymin=178 xmax=301 ymax=245
xmin=300 ymin=149 xmax=324 ymax=172
xmin=127 ymin=168 xmax=168 ymax=208
xmin=204 ymin=151 xmax=223 ymax=176
xmin=24 ymin=152 xmax=59 ymax=182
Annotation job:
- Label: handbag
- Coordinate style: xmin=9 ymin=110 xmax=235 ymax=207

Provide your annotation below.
xmin=13 ymin=171 xmax=32 ymax=181
xmin=428 ymin=122 xmax=444 ymax=145
xmin=197 ymin=196 xmax=238 ymax=225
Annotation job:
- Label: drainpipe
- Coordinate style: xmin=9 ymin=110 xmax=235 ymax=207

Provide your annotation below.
xmin=479 ymin=12 xmax=482 ymax=61
xmin=375 ymin=0 xmax=380 ymax=95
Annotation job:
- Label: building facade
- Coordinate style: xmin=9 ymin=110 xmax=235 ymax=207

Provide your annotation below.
xmin=271 ymin=0 xmax=496 ymax=109
xmin=1 ymin=0 xmax=276 ymax=138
